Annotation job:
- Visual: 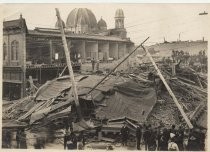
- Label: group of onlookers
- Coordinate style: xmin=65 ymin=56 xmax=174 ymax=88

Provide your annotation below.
xmin=121 ymin=123 xmax=206 ymax=151
xmin=3 ymin=128 xmax=27 ymax=149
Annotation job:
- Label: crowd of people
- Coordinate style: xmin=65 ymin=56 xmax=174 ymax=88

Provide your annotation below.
xmin=2 ymin=128 xmax=27 ymax=149
xmin=121 ymin=123 xmax=206 ymax=151
xmin=2 ymin=122 xmax=206 ymax=151
xmin=171 ymin=50 xmax=190 ymax=64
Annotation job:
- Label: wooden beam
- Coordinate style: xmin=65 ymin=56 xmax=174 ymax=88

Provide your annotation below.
xmin=141 ymin=45 xmax=193 ymax=129
xmin=55 ymin=8 xmax=82 ymax=120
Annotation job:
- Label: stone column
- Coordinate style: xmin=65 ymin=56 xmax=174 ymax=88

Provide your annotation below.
xmin=98 ymin=41 xmax=109 ymax=61
xmin=94 ymin=41 xmax=98 ymax=60
xmin=49 ymin=40 xmax=53 ymax=64
xmin=78 ymin=40 xmax=85 ymax=62
xmin=90 ymin=41 xmax=98 ymax=60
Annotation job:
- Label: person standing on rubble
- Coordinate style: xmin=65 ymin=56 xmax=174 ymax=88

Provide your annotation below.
xmin=96 ymin=60 xmax=100 ymax=71
xmin=91 ymin=58 xmax=96 ymax=72
xmin=120 ymin=123 xmax=129 ymax=146
xmin=136 ymin=124 xmax=142 ymax=150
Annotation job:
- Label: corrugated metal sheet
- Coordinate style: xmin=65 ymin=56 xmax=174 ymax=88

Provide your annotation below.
xmin=35 ymin=75 xmax=88 ymax=101
xmin=95 ymin=81 xmax=157 ymax=122
xmin=78 ymin=75 xmax=125 ymax=92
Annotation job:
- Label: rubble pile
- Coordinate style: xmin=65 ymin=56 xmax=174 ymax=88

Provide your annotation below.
xmin=2 ymin=61 xmax=207 ymax=148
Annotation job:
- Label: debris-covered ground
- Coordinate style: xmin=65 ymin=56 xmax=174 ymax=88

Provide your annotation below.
xmin=2 ymin=57 xmax=207 ymax=150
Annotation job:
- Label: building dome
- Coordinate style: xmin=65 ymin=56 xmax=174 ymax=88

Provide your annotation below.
xmin=97 ymin=17 xmax=107 ymax=30
xmin=55 ymin=19 xmax=65 ymax=29
xmin=66 ymin=8 xmax=97 ymax=29
xmin=115 ymin=9 xmax=124 ymax=18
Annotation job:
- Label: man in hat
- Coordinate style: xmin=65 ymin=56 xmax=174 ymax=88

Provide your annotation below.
xmin=143 ymin=125 xmax=150 ymax=150
xmin=168 ymin=136 xmax=179 ymax=151
xmin=64 ymin=128 xmax=77 ymax=150
xmin=159 ymin=128 xmax=169 ymax=151
xmin=136 ymin=124 xmax=142 ymax=150
xmin=120 ymin=123 xmax=129 ymax=146
xmin=176 ymin=126 xmax=184 ymax=151
xmin=91 ymin=58 xmax=96 ymax=72
xmin=148 ymin=126 xmax=157 ymax=151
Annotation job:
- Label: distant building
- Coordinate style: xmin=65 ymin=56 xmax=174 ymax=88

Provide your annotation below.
xmin=2 ymin=8 xmax=134 ymax=100
xmin=135 ymin=40 xmax=208 ymax=57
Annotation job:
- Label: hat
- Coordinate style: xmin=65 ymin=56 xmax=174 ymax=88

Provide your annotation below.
xmin=170 ymin=133 xmax=175 ymax=138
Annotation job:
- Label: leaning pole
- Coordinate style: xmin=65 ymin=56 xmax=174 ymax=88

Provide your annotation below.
xmin=55 ymin=8 xmax=83 ymax=120
xmin=141 ymin=45 xmax=193 ymax=129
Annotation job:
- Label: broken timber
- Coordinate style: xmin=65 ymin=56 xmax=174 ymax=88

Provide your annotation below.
xmin=141 ymin=45 xmax=193 ymax=129
xmin=55 ymin=8 xmax=82 ymax=120
xmin=86 ymin=37 xmax=150 ymax=95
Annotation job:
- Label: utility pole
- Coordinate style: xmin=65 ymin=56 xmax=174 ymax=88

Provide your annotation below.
xmin=55 ymin=8 xmax=82 ymax=120
xmin=141 ymin=45 xmax=193 ymax=129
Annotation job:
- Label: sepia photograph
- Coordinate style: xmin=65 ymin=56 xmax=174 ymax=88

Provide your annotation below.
xmin=1 ymin=3 xmax=209 ymax=151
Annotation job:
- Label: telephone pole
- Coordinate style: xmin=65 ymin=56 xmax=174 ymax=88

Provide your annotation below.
xmin=141 ymin=45 xmax=193 ymax=129
xmin=55 ymin=8 xmax=82 ymax=120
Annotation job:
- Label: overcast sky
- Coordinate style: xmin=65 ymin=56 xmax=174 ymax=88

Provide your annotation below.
xmin=2 ymin=3 xmax=210 ymax=45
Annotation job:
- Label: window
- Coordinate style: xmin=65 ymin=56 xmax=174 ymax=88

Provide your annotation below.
xmin=11 ymin=40 xmax=19 ymax=60
xmin=3 ymin=43 xmax=7 ymax=60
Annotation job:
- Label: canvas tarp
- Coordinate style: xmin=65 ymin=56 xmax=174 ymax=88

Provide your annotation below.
xmin=95 ymin=80 xmax=156 ymax=122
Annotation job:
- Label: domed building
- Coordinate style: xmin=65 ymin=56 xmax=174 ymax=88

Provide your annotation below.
xmin=2 ymin=9 xmax=134 ymax=100
xmin=97 ymin=17 xmax=107 ymax=31
xmin=66 ymin=8 xmax=98 ymax=33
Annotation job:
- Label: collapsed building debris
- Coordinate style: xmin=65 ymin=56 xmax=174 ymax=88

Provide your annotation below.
xmin=2 ymin=13 xmax=207 ymax=149
xmin=2 ymin=59 xmax=207 ymax=148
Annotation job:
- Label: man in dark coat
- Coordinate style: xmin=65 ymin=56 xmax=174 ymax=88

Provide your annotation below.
xmin=159 ymin=128 xmax=169 ymax=151
xmin=16 ymin=129 xmax=21 ymax=148
xmin=136 ymin=124 xmax=142 ymax=150
xmin=143 ymin=125 xmax=150 ymax=150
xmin=19 ymin=129 xmax=27 ymax=149
xmin=64 ymin=128 xmax=77 ymax=150
xmin=91 ymin=58 xmax=96 ymax=72
xmin=148 ymin=127 xmax=157 ymax=151
xmin=5 ymin=130 xmax=12 ymax=148
xmin=120 ymin=123 xmax=129 ymax=146
xmin=176 ymin=126 xmax=184 ymax=151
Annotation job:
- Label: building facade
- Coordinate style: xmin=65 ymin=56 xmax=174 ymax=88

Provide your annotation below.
xmin=3 ymin=8 xmax=134 ymax=100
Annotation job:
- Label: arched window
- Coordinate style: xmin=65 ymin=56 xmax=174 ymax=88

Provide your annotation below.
xmin=11 ymin=40 xmax=19 ymax=60
xmin=3 ymin=43 xmax=7 ymax=60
